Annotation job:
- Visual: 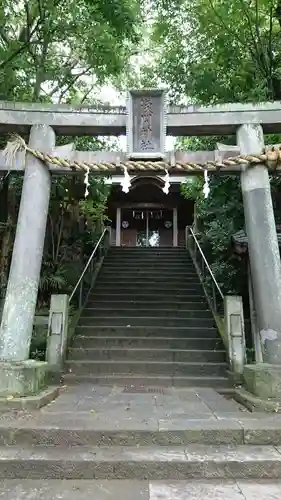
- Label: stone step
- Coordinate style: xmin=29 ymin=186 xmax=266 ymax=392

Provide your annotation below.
xmin=97 ymin=269 xmax=196 ymax=277
xmin=95 ymin=283 xmax=202 ymax=291
xmin=109 ymin=255 xmax=190 ymax=258
xmin=68 ymin=347 xmax=226 ymax=362
xmin=1 ymin=445 xmax=279 ymax=479
xmin=81 ymin=308 xmax=212 ymax=319
xmin=97 ymin=278 xmax=201 ymax=287
xmin=105 ymin=260 xmax=194 ymax=267
xmin=0 ymin=421 xmax=245 ymax=448
xmin=108 ymin=248 xmax=190 ymax=252
xmin=107 ymin=250 xmax=190 ymax=254
xmin=94 ymin=290 xmax=203 ymax=300
xmin=103 ymin=263 xmax=196 ymax=269
xmin=107 ymin=258 xmax=192 ymax=262
xmin=72 ymin=336 xmax=223 ymax=350
xmin=63 ymin=374 xmax=231 ymax=388
xmin=95 ymin=279 xmax=202 ymax=287
xmin=86 ymin=300 xmax=209 ymax=310
xmin=102 ymin=261 xmax=194 ymax=267
xmin=74 ymin=326 xmax=219 ymax=338
xmin=106 ymin=260 xmax=192 ymax=264
xmin=109 ymin=247 xmax=188 ymax=252
xmin=107 ymin=253 xmax=189 ymax=258
xmin=2 ymin=479 xmax=281 ymax=498
xmin=97 ymin=273 xmax=198 ymax=287
xmin=95 ymin=278 xmax=203 ymax=288
xmin=66 ymin=360 xmax=227 ymax=377
xmin=89 ymin=292 xmax=207 ymax=302
xmin=106 ymin=253 xmax=193 ymax=259
xmin=78 ymin=316 xmax=215 ymax=328
xmin=100 ymin=270 xmax=198 ymax=277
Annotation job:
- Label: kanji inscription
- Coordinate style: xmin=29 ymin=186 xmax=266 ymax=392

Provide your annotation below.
xmin=127 ymin=90 xmax=166 ymax=159
xmin=139 ymin=96 xmax=154 ymax=151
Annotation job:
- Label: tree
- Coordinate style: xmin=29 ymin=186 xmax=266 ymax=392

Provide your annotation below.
xmin=0 ymin=0 xmax=142 ymax=297
xmin=151 ymin=0 xmax=281 ymax=103
xmin=0 ymin=0 xmax=143 ymax=103
xmin=182 ymin=174 xmax=246 ymax=293
xmin=135 ymin=0 xmax=281 ymax=301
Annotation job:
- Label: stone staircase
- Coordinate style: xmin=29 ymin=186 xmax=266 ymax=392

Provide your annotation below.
xmin=1 ymin=245 xmax=280 ymax=494
xmin=65 ymin=247 xmax=229 ymax=389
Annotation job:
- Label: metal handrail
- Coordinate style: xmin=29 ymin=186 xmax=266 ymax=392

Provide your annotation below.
xmin=69 ymin=227 xmax=109 ymax=303
xmin=188 ymin=226 xmax=224 ymax=300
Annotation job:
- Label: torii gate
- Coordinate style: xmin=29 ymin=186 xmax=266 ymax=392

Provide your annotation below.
xmin=1 ymin=89 xmax=281 ymax=398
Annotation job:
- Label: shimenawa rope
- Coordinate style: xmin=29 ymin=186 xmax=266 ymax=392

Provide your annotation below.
xmin=4 ymin=133 xmax=281 ymax=173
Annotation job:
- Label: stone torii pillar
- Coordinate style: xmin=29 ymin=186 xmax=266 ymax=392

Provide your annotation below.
xmin=237 ymin=123 xmax=281 ymax=402
xmin=0 ymin=124 xmax=55 ymax=396
xmin=237 ymin=123 xmax=281 ymax=364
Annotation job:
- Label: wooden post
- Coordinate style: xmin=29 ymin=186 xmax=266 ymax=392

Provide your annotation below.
xmin=173 ymin=208 xmax=178 ymax=247
xmin=116 ymin=207 xmax=121 ymax=247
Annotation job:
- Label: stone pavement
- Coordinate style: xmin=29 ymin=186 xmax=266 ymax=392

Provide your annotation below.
xmin=1 ymin=386 xmax=281 ymax=486
xmin=1 ymin=479 xmax=281 ymax=499
xmin=1 ymin=385 xmax=281 ymax=446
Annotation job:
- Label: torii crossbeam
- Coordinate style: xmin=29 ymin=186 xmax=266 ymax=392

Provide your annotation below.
xmin=1 ymin=88 xmax=281 ymax=175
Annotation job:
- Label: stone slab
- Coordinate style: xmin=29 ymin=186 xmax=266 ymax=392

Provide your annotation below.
xmin=237 ymin=480 xmax=281 ymax=499
xmin=0 ymin=479 xmax=150 ymax=499
xmin=0 ymin=444 xmax=280 ymax=480
xmin=3 ymin=412 xmax=281 ymax=447
xmin=242 ymin=419 xmax=281 ymax=444
xmin=157 ymin=419 xmax=243 ymax=445
xmin=196 ymin=388 xmax=243 ymax=413
xmin=2 ymin=385 xmax=281 ymax=446
xmin=2 ymin=479 xmax=281 ymax=499
xmin=0 ymin=386 xmax=59 ymax=410
xmin=150 ymin=480 xmax=281 ymax=499
xmin=150 ymin=480 xmax=244 ymax=499
xmin=244 ymin=364 xmax=281 ymax=400
xmin=0 ymin=360 xmax=48 ymax=397
xmin=0 ymin=421 xmax=244 ymax=447
xmin=235 ymin=386 xmax=281 ymax=412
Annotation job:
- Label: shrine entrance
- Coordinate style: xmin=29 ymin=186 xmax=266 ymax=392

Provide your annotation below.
xmin=106 ymin=174 xmax=194 ymax=247
xmin=121 ymin=206 xmax=174 ymax=247
xmin=2 ymin=87 xmax=281 ymax=406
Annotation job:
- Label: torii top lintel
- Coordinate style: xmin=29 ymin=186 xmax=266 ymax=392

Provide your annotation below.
xmin=2 ymin=90 xmax=281 ymax=174
xmin=0 ymin=89 xmax=281 ymax=138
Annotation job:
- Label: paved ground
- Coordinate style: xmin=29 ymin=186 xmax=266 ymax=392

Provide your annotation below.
xmin=1 ymin=384 xmax=281 ymax=424
xmin=1 ymin=386 xmax=281 ymax=494
xmin=1 ymin=385 xmax=281 ymax=444
xmin=0 ymin=384 xmax=278 ymax=423
xmin=1 ymin=479 xmax=281 ymax=498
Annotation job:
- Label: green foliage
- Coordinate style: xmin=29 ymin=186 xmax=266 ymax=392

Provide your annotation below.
xmin=0 ymin=0 xmax=142 ymax=102
xmin=146 ymin=0 xmax=281 ymax=299
xmin=30 ymin=325 xmax=47 ymax=361
xmin=79 ymin=197 xmax=108 ymax=228
xmin=177 ymin=135 xmax=236 ymax=151
xmin=79 ymin=177 xmax=111 ymax=227
xmin=181 ymin=177 xmax=203 ymax=202
xmin=39 ymin=262 xmax=68 ymax=307
xmin=36 ymin=173 xmax=111 ymax=306
xmin=151 ymin=0 xmax=281 ymax=102
xmin=182 ymin=172 xmax=245 ymax=295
